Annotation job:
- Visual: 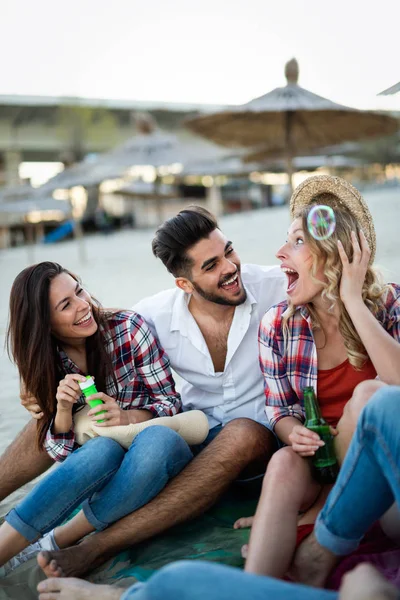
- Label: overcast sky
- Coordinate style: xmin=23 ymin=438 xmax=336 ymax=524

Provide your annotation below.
xmin=1 ymin=0 xmax=399 ymax=111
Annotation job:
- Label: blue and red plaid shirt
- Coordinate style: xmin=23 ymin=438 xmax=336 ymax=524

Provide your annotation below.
xmin=45 ymin=310 xmax=181 ymax=462
xmin=259 ymin=284 xmax=400 ymax=431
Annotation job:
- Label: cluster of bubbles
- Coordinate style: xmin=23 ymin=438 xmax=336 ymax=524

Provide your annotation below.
xmin=307 ymin=205 xmax=336 ymax=241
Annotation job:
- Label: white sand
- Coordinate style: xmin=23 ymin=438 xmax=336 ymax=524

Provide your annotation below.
xmin=0 ymin=188 xmax=399 ymax=518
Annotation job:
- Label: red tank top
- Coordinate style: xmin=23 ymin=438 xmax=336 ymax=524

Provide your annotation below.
xmin=317 ymin=359 xmax=377 ymax=427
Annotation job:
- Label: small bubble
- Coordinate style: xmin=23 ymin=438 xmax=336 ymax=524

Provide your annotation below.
xmin=307 ymin=205 xmax=336 ymax=241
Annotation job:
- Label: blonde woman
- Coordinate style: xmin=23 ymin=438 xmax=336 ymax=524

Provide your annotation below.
xmin=234 ymin=175 xmax=400 ymax=579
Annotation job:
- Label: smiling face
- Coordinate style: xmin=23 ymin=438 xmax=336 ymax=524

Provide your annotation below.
xmin=177 ymin=229 xmax=247 ymax=306
xmin=49 ymin=273 xmax=98 ymax=344
xmin=276 ymin=218 xmax=326 ymax=306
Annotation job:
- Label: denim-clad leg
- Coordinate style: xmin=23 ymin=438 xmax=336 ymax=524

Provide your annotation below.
xmin=119 ymin=561 xmax=337 ymax=600
xmin=82 ymin=426 xmax=193 ymax=530
xmin=315 ymin=386 xmax=400 ymax=555
xmin=5 ymin=437 xmax=125 ymax=541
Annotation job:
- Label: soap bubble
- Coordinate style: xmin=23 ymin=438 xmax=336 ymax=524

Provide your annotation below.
xmin=307 ymin=205 xmax=336 ymax=241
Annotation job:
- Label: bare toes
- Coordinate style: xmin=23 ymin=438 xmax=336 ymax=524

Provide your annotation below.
xmin=234 ymin=516 xmax=254 ymax=529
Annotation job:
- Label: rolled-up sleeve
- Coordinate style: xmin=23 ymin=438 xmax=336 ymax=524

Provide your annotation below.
xmin=132 ymin=316 xmax=182 ymax=417
xmin=44 ymin=420 xmax=78 ymax=462
xmin=259 ymin=310 xmax=304 ymax=430
xmin=385 ymin=284 xmax=400 ymax=341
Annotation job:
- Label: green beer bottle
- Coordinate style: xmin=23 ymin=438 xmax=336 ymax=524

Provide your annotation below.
xmin=303 ymin=386 xmax=339 ymax=484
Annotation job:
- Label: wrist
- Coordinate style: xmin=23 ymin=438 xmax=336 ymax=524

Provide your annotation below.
xmin=127 ymin=409 xmax=153 ymax=424
xmin=56 ymin=404 xmax=73 ymax=415
xmin=342 ymin=296 xmax=364 ymax=314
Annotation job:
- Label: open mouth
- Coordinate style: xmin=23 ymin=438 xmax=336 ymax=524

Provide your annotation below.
xmin=219 ymin=272 xmax=240 ymax=292
xmin=282 ymin=267 xmax=299 ymax=294
xmin=74 ymin=311 xmax=93 ymax=327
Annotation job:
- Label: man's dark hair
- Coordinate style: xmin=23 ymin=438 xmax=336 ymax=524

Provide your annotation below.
xmin=152 ymin=205 xmax=218 ymax=277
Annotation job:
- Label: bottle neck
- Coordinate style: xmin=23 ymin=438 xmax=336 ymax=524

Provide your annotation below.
xmin=303 ymin=387 xmax=322 ymax=423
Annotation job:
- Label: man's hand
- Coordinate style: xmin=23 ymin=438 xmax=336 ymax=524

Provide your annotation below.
xmin=20 ymin=392 xmax=43 ymax=420
xmin=339 ymin=563 xmax=399 ymax=600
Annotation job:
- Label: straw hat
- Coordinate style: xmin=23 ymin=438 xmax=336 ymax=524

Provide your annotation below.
xmin=290 ymin=174 xmax=376 ymax=262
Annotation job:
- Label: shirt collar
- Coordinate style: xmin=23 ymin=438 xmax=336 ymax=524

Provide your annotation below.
xmin=170 ymin=283 xmax=257 ymax=333
xmin=299 ymin=304 xmax=313 ymax=325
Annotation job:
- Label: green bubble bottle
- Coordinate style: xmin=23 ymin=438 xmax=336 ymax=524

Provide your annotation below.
xmin=303 ymin=386 xmax=339 ymax=484
xmin=79 ymin=376 xmax=106 ymax=423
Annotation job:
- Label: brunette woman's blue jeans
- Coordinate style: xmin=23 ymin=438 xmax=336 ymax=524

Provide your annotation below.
xmin=315 ymin=385 xmax=400 ymax=554
xmin=119 ymin=561 xmax=338 ymax=600
xmin=5 ymin=426 xmax=192 ymax=541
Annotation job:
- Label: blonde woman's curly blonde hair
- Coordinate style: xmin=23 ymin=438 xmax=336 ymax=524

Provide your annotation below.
xmin=282 ymin=194 xmax=389 ymax=369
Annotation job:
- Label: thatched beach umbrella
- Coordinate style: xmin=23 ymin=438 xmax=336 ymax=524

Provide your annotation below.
xmin=100 ymin=113 xmax=230 ymax=221
xmin=40 ymin=113 xmax=228 ymax=222
xmin=187 ymin=59 xmax=399 ymax=192
xmin=378 ymin=82 xmax=400 ymax=96
xmin=39 ymin=161 xmax=124 ymax=194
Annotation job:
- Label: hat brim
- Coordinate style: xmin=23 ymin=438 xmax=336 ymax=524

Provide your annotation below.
xmin=289 ymin=175 xmax=376 ymax=263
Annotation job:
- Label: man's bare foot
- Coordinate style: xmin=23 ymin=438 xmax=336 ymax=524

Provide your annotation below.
xmin=233 ymin=516 xmax=254 ymax=529
xmin=37 ymin=544 xmax=100 ymax=578
xmin=290 ymin=531 xmax=338 ymax=587
xmin=37 ymin=551 xmax=64 ymax=578
xmin=37 ymin=577 xmax=123 ymax=600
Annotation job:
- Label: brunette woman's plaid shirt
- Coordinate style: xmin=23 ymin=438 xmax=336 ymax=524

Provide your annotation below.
xmin=46 ymin=311 xmax=182 ymax=462
xmin=259 ymin=284 xmax=400 ymax=431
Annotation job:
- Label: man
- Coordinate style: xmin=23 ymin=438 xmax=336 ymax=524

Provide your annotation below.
xmin=36 ymin=384 xmax=400 ymax=599
xmin=0 ymin=206 xmax=286 ymax=577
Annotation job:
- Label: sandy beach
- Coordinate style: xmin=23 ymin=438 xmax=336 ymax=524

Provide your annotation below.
xmin=1 ymin=186 xmax=399 ymax=521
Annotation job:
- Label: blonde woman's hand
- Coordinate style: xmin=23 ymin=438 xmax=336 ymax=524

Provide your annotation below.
xmin=56 ymin=373 xmax=86 ymax=413
xmin=338 ymin=230 xmax=371 ymax=308
xmin=288 ymin=424 xmax=325 ymax=457
xmin=20 ymin=391 xmax=43 ymax=420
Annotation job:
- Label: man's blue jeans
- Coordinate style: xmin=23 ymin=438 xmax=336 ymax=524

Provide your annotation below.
xmin=315 ymin=385 xmax=400 ymax=554
xmin=5 ymin=426 xmax=192 ymax=541
xmin=119 ymin=561 xmax=337 ymax=600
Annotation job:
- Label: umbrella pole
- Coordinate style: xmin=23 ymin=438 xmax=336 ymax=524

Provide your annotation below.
xmin=286 ymin=153 xmax=294 ymax=197
xmin=68 ymin=191 xmax=87 ymax=264
xmin=285 ymin=112 xmax=295 ymax=199
xmin=154 ymin=175 xmax=163 ymax=225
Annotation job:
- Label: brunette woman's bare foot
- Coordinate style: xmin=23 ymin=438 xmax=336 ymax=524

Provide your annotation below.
xmin=37 ymin=577 xmax=123 ymax=600
xmin=233 ymin=516 xmax=254 ymax=529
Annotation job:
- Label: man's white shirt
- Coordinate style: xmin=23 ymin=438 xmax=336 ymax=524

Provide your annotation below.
xmin=133 ymin=264 xmax=286 ymax=429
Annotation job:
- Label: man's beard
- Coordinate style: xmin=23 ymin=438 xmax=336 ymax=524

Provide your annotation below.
xmin=191 ymin=278 xmax=247 ymax=307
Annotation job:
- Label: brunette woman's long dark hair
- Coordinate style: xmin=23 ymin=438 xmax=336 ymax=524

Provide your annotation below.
xmin=6 ymin=262 xmax=117 ymax=451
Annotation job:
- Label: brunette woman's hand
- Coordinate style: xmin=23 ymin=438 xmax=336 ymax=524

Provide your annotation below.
xmin=56 ymin=373 xmax=86 ymax=412
xmin=338 ymin=230 xmax=371 ymax=308
xmin=87 ymin=393 xmax=129 ymax=426
xmin=87 ymin=393 xmax=154 ymax=427
xmin=288 ymin=424 xmax=325 ymax=457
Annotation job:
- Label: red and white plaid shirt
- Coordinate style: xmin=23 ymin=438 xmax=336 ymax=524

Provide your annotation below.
xmin=45 ymin=310 xmax=181 ymax=462
xmin=259 ymin=284 xmax=400 ymax=431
